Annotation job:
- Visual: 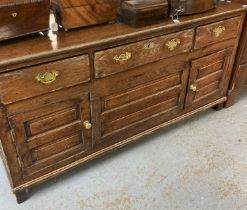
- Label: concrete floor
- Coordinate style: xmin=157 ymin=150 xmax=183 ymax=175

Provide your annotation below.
xmin=0 ymin=93 xmax=247 ymax=210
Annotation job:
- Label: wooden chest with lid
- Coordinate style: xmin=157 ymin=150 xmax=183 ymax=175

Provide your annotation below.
xmin=51 ymin=0 xmax=121 ymax=30
xmin=0 ymin=0 xmax=50 ymax=41
xmin=225 ymin=0 xmax=247 ymax=107
xmin=168 ymin=0 xmax=218 ymax=15
xmin=119 ymin=0 xmax=169 ymax=27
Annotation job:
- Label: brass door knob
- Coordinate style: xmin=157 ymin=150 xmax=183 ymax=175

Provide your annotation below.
xmin=83 ymin=121 xmax=92 ymax=129
xmin=190 ymin=84 xmax=197 ymax=92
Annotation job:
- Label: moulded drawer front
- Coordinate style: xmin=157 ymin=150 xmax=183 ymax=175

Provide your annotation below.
xmin=194 ymin=16 xmax=241 ymax=49
xmin=94 ymin=29 xmax=194 ymax=78
xmin=0 ymin=55 xmax=90 ymax=104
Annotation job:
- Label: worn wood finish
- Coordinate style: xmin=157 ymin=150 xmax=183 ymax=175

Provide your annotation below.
xmin=51 ymin=0 xmax=120 ymax=30
xmin=0 ymin=2 xmax=246 ymax=203
xmin=0 ymin=0 xmax=50 ymax=41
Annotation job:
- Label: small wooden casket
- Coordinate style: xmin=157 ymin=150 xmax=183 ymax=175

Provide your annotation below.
xmin=119 ymin=0 xmax=169 ymax=27
xmin=168 ymin=0 xmax=218 ymax=16
xmin=0 ymin=0 xmax=50 ymax=41
xmin=51 ymin=0 xmax=121 ymax=30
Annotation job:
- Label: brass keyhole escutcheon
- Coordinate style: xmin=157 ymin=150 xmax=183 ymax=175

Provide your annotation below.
xmin=12 ymin=12 xmax=18 ymax=18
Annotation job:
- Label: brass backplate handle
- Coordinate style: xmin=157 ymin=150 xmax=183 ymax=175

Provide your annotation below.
xmin=190 ymin=84 xmax=197 ymax=92
xmin=212 ymin=25 xmax=226 ymax=37
xmin=35 ymin=71 xmax=59 ymax=84
xmin=12 ymin=12 xmax=18 ymax=18
xmin=166 ymin=38 xmax=181 ymax=51
xmin=83 ymin=121 xmax=92 ymax=129
xmin=113 ymin=52 xmax=132 ymax=64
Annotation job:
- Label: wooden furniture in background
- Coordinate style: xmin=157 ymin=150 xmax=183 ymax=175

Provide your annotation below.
xmin=51 ymin=0 xmax=121 ymax=30
xmin=0 ymin=2 xmax=246 ymax=203
xmin=168 ymin=0 xmax=218 ymax=15
xmin=0 ymin=0 xmax=50 ymax=41
xmin=119 ymin=0 xmax=168 ymax=27
xmin=225 ymin=0 xmax=247 ymax=106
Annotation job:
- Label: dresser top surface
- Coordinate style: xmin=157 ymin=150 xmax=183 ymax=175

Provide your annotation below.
xmin=0 ymin=1 xmax=246 ymax=69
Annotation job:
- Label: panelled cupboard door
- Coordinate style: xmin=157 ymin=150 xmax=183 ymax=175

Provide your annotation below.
xmin=185 ymin=48 xmax=232 ymax=108
xmin=8 ymin=92 xmax=91 ymax=178
xmin=92 ymin=58 xmax=189 ymax=146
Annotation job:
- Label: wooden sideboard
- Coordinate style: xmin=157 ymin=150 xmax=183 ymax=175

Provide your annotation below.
xmin=0 ymin=2 xmax=246 ymax=203
xmin=226 ymin=0 xmax=247 ymax=107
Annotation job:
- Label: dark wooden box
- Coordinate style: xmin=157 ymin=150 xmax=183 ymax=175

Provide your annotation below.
xmin=119 ymin=0 xmax=169 ymax=27
xmin=168 ymin=0 xmax=218 ymax=16
xmin=51 ymin=0 xmax=121 ymax=31
xmin=0 ymin=0 xmax=50 ymax=41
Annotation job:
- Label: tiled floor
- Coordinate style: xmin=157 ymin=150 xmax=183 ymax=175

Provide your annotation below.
xmin=1 ymin=94 xmax=247 ymax=210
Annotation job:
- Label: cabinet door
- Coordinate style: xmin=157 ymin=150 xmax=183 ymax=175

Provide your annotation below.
xmin=185 ymin=48 xmax=232 ymax=108
xmin=8 ymin=92 xmax=91 ymax=178
xmin=92 ymin=58 xmax=189 ymax=146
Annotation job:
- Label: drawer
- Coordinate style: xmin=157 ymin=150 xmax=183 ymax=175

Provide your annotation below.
xmin=194 ymin=16 xmax=241 ymax=49
xmin=236 ymin=63 xmax=247 ymax=89
xmin=0 ymin=55 xmax=90 ymax=104
xmin=94 ymin=29 xmax=194 ymax=78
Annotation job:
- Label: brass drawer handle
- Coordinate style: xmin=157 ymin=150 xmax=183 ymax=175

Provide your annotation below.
xmin=35 ymin=71 xmax=59 ymax=84
xmin=190 ymin=84 xmax=197 ymax=92
xmin=113 ymin=52 xmax=132 ymax=64
xmin=166 ymin=38 xmax=181 ymax=51
xmin=12 ymin=12 xmax=18 ymax=18
xmin=212 ymin=25 xmax=225 ymax=37
xmin=83 ymin=121 xmax=92 ymax=129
